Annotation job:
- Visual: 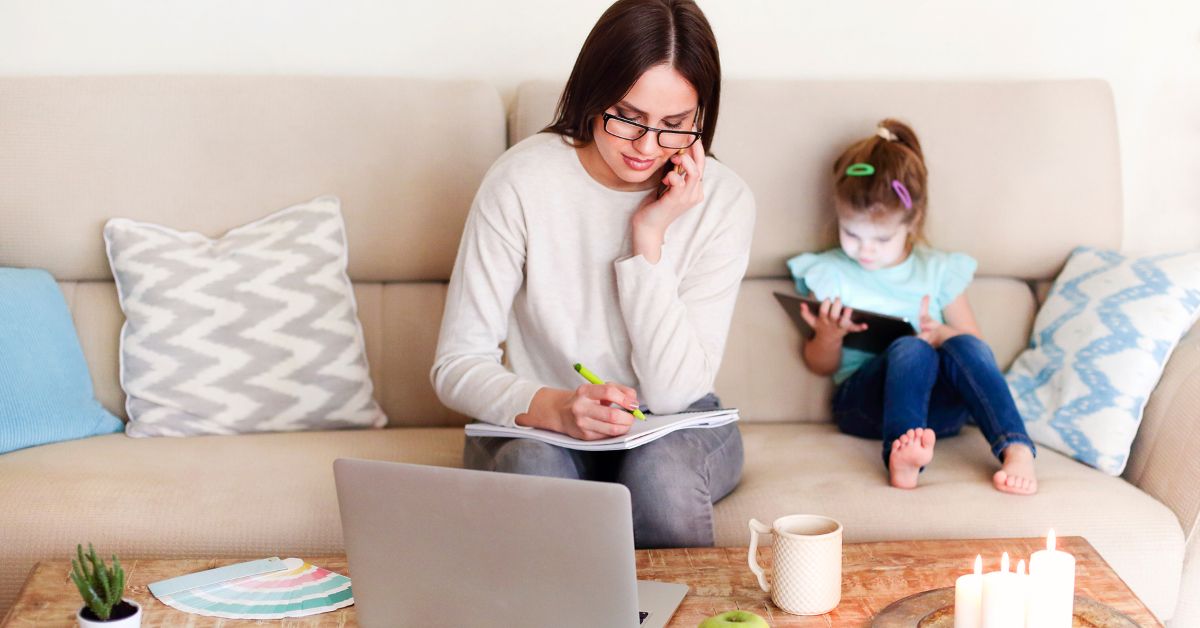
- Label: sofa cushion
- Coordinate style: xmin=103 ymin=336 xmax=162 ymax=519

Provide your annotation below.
xmin=0 ymin=77 xmax=506 ymax=283
xmin=717 ymin=423 xmax=1184 ymax=619
xmin=58 ymin=280 xmax=469 ymax=429
xmin=104 ymin=197 xmax=387 ymax=437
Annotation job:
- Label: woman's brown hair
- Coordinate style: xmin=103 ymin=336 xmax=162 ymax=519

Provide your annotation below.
xmin=832 ymin=118 xmax=928 ymax=242
xmin=544 ymin=0 xmax=721 ymax=152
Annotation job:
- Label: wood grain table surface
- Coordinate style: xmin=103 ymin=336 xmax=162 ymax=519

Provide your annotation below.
xmin=2 ymin=536 xmax=1159 ymax=627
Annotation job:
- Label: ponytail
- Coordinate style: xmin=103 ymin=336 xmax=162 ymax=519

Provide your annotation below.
xmin=876 ymin=118 xmax=924 ymax=164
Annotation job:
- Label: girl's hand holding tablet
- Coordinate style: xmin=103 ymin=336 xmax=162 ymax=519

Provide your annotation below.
xmin=799 ymin=297 xmax=869 ymax=343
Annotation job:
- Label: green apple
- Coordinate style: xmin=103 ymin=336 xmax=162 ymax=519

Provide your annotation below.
xmin=698 ymin=609 xmax=770 ymax=628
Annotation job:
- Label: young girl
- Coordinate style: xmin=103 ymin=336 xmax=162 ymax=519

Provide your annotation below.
xmin=787 ymin=119 xmax=1037 ymax=495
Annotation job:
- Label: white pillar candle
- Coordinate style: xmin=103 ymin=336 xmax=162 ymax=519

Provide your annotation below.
xmin=1028 ymin=530 xmax=1076 ymax=628
xmin=981 ymin=552 xmax=1025 ymax=628
xmin=954 ymin=555 xmax=984 ymax=628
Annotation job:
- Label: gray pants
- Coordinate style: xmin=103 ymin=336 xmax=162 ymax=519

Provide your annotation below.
xmin=463 ymin=393 xmax=744 ymax=549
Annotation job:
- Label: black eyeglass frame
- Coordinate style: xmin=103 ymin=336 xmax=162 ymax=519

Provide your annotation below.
xmin=600 ymin=112 xmax=702 ymax=149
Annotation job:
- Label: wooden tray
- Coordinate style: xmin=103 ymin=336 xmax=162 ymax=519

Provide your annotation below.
xmin=872 ymin=587 xmax=1142 ymax=627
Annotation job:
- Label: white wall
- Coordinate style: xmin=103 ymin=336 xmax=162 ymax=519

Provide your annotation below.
xmin=2 ymin=0 xmax=1197 ymax=253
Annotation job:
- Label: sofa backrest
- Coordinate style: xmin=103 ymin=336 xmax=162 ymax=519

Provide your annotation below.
xmin=0 ymin=77 xmax=1122 ymax=427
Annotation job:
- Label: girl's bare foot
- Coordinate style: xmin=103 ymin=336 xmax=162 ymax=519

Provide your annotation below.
xmin=888 ymin=428 xmax=936 ymax=489
xmin=993 ymin=444 xmax=1038 ymax=495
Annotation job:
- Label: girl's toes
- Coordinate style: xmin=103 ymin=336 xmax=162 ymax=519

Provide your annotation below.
xmin=992 ymin=470 xmax=1008 ymax=490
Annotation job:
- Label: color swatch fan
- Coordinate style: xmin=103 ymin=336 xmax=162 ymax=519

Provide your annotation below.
xmin=153 ymin=558 xmax=353 ymax=619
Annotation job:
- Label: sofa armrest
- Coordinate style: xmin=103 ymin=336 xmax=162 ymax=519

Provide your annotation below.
xmin=1126 ymin=320 xmax=1200 ymax=532
xmin=1124 ymin=320 xmax=1200 ymax=625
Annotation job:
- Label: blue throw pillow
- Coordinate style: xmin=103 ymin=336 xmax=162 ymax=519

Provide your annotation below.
xmin=1006 ymin=247 xmax=1200 ymax=475
xmin=0 ymin=268 xmax=123 ymax=454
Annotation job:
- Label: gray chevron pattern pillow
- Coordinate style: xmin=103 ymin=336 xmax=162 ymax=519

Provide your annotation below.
xmin=104 ymin=196 xmax=387 ymax=437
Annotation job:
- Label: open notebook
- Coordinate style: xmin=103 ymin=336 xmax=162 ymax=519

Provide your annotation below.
xmin=464 ymin=408 xmax=739 ymax=451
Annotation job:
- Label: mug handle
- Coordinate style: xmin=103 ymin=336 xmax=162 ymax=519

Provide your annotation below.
xmin=747 ymin=518 xmax=772 ymax=593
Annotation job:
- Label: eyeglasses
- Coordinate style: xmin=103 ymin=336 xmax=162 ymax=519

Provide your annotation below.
xmin=601 ymin=112 xmax=701 ymax=149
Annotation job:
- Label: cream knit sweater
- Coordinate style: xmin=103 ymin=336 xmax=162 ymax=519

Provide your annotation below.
xmin=431 ymin=132 xmax=755 ymax=427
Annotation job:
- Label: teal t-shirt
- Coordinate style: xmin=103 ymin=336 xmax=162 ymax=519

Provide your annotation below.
xmin=785 ymin=246 xmax=977 ymax=384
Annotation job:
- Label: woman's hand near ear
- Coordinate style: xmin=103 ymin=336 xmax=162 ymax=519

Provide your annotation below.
xmin=631 ymin=140 xmax=706 ymax=264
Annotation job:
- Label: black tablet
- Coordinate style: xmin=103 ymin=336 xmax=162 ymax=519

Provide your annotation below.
xmin=773 ymin=291 xmax=915 ymax=353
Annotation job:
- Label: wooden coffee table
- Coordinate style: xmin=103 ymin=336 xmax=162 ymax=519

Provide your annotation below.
xmin=3 ymin=537 xmax=1159 ymax=627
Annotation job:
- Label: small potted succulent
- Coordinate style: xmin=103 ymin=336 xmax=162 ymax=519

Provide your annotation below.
xmin=71 ymin=544 xmax=141 ymax=627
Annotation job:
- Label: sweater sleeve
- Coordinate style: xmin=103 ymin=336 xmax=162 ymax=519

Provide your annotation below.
xmin=429 ymin=178 xmax=543 ymax=427
xmin=613 ymin=184 xmax=756 ymax=414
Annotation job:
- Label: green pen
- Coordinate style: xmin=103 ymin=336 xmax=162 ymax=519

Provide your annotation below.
xmin=573 ymin=363 xmax=647 ymax=421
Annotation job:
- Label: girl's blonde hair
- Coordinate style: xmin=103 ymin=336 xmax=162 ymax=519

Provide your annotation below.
xmin=832 ymin=118 xmax=928 ymax=243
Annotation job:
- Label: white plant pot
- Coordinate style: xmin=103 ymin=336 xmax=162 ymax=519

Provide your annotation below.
xmin=77 ymin=599 xmax=141 ymax=628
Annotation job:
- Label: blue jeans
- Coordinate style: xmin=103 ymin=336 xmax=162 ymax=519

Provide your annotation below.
xmin=463 ymin=393 xmax=743 ymax=549
xmin=833 ymin=335 xmax=1035 ymax=468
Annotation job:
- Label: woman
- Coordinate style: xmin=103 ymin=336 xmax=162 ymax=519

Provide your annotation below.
xmin=431 ymin=0 xmax=755 ymax=548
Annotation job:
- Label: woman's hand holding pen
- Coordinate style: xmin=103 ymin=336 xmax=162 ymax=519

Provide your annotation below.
xmin=799 ymin=297 xmax=868 ymax=343
xmin=631 ymin=140 xmax=706 ymax=264
xmin=557 ymin=383 xmax=640 ymax=441
xmin=518 ymin=364 xmax=645 ymax=439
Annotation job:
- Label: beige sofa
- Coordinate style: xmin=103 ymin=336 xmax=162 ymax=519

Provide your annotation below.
xmin=0 ymin=77 xmax=1196 ymax=625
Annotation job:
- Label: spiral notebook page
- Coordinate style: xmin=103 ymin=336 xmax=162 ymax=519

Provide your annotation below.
xmin=464 ymin=408 xmax=739 ymax=451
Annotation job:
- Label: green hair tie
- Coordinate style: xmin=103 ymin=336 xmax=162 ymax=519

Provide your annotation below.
xmin=845 ymin=163 xmax=875 ymax=176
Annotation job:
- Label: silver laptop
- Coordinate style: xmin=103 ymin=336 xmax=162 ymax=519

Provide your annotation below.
xmin=333 ymin=459 xmax=688 ymax=628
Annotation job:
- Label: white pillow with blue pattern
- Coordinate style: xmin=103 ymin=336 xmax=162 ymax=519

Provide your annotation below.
xmin=1006 ymin=247 xmax=1200 ymax=475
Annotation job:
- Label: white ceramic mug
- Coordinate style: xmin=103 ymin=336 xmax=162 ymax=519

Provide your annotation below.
xmin=747 ymin=514 xmax=842 ymax=615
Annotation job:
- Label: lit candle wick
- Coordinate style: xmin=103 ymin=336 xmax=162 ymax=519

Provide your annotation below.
xmin=974 ymin=554 xmax=983 ymax=576
xmin=1001 ymin=552 xmax=1010 ymax=573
